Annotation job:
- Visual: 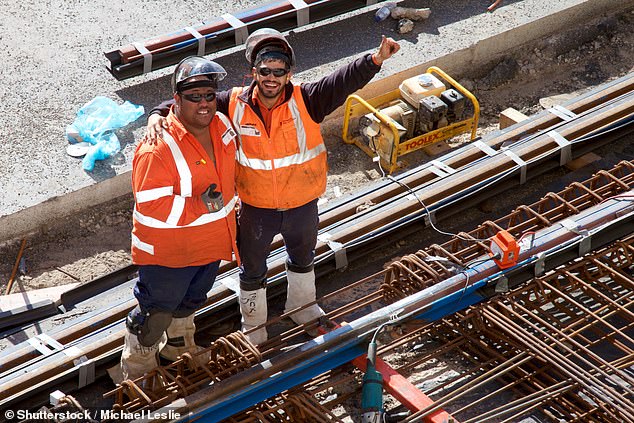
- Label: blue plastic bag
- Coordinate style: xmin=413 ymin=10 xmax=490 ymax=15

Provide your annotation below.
xmin=66 ymin=96 xmax=144 ymax=171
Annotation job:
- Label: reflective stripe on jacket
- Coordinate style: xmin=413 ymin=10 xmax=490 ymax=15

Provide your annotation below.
xmin=131 ymin=110 xmax=239 ymax=267
xmin=229 ymin=84 xmax=327 ymax=209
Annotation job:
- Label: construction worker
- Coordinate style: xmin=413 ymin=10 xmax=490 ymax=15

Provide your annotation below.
xmin=109 ymin=56 xmax=239 ymax=384
xmin=145 ymin=29 xmax=400 ymax=345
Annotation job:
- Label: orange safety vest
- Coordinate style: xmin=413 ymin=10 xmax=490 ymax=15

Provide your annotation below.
xmin=229 ymin=85 xmax=327 ymax=209
xmin=131 ymin=110 xmax=239 ymax=267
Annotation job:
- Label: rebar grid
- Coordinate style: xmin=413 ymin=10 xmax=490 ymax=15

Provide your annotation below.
xmin=224 ymin=391 xmax=344 ymax=422
xmin=382 ymin=160 xmax=634 ymax=302
xmin=297 ymin=237 xmax=632 ymax=423
xmin=386 ymin=235 xmax=634 ymax=422
xmin=244 ymin=162 xmax=634 ymax=422
xmin=104 ymin=331 xmax=261 ymax=412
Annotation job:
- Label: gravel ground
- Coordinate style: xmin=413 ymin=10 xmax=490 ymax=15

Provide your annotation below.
xmin=1 ymin=0 xmax=620 ymax=217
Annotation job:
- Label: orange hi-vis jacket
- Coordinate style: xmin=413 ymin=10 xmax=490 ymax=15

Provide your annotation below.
xmin=131 ymin=109 xmax=239 ymax=268
xmin=229 ymin=84 xmax=327 ymax=209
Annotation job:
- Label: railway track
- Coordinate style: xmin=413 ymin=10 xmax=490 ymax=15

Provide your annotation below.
xmin=2 ymin=73 xmax=634 ymax=421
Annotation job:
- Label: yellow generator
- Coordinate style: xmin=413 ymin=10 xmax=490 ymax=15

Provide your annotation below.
xmin=342 ymin=66 xmax=479 ymax=173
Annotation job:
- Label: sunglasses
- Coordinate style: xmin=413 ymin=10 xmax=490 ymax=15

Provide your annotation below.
xmin=180 ymin=92 xmax=217 ymax=103
xmin=257 ymin=67 xmax=290 ymax=77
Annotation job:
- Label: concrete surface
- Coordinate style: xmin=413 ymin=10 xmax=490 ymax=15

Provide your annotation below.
xmin=1 ymin=0 xmax=632 ymax=243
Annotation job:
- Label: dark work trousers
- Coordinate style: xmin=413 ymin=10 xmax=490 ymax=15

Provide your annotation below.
xmin=238 ymin=199 xmax=319 ymax=286
xmin=134 ymin=261 xmax=220 ymax=317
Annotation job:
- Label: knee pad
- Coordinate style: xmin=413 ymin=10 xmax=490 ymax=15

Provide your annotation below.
xmin=126 ymin=306 xmax=173 ymax=347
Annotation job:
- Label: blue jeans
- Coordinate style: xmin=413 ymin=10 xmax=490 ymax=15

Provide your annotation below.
xmin=134 ymin=261 xmax=220 ymax=317
xmin=238 ymin=199 xmax=318 ymax=287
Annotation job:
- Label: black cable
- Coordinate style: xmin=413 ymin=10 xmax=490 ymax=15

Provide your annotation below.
xmin=371 ymin=152 xmax=490 ymax=242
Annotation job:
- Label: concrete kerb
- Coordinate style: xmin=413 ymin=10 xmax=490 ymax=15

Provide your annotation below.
xmin=0 ymin=0 xmax=631 ymax=245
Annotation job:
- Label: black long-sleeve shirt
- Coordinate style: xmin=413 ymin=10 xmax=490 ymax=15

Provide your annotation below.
xmin=151 ymin=53 xmax=381 ymax=125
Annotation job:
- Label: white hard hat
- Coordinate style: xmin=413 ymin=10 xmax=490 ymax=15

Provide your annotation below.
xmin=244 ymin=28 xmax=295 ymax=67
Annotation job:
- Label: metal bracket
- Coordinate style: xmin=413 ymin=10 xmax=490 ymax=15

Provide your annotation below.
xmin=473 ymin=140 xmax=498 ymax=157
xmin=288 ymin=0 xmax=310 ymax=26
xmin=534 ymin=252 xmax=546 ymax=277
xmin=560 ymin=218 xmax=592 ymax=256
xmin=184 ymin=26 xmax=206 ymax=56
xmin=495 ymin=274 xmax=509 ymax=293
xmin=548 ymin=104 xmax=577 ymax=121
xmin=318 ymin=233 xmax=348 ymax=270
xmin=132 ymin=42 xmax=152 ymax=74
xmin=222 ymin=13 xmax=248 ymax=45
xmin=502 ymin=148 xmax=527 ymax=184
xmin=579 ymin=235 xmax=592 ymax=256
xmin=423 ymin=210 xmax=437 ymax=227
xmin=548 ymin=130 xmax=572 ymax=166
xmin=429 ymin=160 xmax=456 ymax=178
xmin=74 ymin=355 xmax=95 ymax=388
xmin=27 ymin=334 xmax=64 ymax=356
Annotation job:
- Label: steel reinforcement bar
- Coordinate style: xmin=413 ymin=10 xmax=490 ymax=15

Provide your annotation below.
xmin=115 ymin=166 xmax=633 ymax=421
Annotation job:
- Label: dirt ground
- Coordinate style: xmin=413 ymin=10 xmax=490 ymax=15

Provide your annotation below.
xmin=0 ymin=10 xmax=633 ymax=296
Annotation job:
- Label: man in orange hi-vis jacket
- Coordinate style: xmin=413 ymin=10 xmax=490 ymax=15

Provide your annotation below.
xmin=109 ymin=56 xmax=239 ymax=384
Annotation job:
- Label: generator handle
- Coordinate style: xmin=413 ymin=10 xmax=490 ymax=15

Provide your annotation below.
xmin=342 ymin=94 xmax=401 ymax=146
xmin=427 ymin=66 xmax=480 ymax=140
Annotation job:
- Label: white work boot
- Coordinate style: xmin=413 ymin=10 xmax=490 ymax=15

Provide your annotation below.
xmin=284 ymin=268 xmax=325 ymax=326
xmin=160 ymin=314 xmax=210 ymax=368
xmin=109 ymin=331 xmax=167 ymax=385
xmin=239 ymin=287 xmax=268 ymax=345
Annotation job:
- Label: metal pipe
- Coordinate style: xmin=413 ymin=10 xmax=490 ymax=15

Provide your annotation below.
xmin=106 ymin=0 xmax=387 ymax=79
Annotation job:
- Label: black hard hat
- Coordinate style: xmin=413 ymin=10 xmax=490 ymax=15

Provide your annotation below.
xmin=244 ymin=28 xmax=296 ymax=67
xmin=171 ymin=56 xmax=227 ymax=93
